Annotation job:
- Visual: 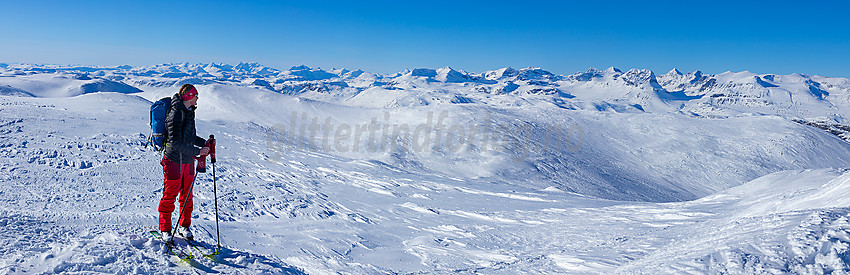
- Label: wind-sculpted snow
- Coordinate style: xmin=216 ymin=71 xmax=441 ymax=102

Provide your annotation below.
xmin=1 ymin=63 xmax=850 ymax=273
xmin=0 ymin=95 xmax=305 ymax=273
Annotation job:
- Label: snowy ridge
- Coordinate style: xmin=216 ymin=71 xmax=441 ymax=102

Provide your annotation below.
xmin=1 ymin=62 xmax=850 ymax=273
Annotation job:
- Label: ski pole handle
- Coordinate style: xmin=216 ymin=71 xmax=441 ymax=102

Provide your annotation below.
xmin=208 ymin=134 xmax=216 ymax=163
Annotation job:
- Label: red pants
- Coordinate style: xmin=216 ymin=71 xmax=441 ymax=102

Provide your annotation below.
xmin=158 ymin=156 xmax=194 ymax=232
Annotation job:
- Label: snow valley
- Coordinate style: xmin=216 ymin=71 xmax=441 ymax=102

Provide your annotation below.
xmin=1 ymin=62 xmax=850 ymax=273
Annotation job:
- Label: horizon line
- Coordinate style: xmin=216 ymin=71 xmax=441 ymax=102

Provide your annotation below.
xmin=0 ymin=61 xmax=843 ymax=79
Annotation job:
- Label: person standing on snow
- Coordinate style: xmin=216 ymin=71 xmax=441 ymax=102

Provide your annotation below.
xmin=159 ymin=84 xmax=209 ymax=241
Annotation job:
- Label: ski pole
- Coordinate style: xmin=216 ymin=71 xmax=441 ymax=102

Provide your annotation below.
xmin=213 ymin=161 xmax=221 ymax=251
xmin=173 ymin=138 xmax=211 ymax=243
xmin=168 ymin=154 xmax=186 ymax=244
xmin=205 ymin=134 xmax=220 ymax=251
xmin=172 ymin=161 xmax=197 ymax=243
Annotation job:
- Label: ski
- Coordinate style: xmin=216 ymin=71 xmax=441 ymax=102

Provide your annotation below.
xmin=149 ymin=230 xmax=194 ymax=261
xmin=185 ymin=238 xmax=220 ymax=259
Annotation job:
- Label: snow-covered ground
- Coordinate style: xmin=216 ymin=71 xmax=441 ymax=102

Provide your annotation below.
xmin=1 ymin=63 xmax=849 ymax=273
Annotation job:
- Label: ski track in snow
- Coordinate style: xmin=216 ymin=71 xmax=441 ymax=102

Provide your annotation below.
xmin=1 ymin=85 xmax=850 ymax=273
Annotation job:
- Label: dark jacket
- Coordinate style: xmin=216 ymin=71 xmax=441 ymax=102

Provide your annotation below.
xmin=164 ymin=94 xmax=205 ymax=164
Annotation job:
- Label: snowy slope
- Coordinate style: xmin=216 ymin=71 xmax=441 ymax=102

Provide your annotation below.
xmin=0 ymin=73 xmax=141 ymax=98
xmin=616 ymin=169 xmax=850 ymax=273
xmin=132 ymin=83 xmax=850 ymax=202
xmin=1 ymin=63 xmax=850 ymax=273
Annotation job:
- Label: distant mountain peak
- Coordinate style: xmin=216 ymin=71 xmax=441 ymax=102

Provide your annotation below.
xmin=484 ymin=67 xmax=519 ymax=80
xmin=605 ymin=67 xmax=623 ymax=74
xmin=667 ymin=68 xmax=683 ymax=76
xmin=411 ymin=68 xmax=437 ymax=77
xmin=567 ymin=68 xmax=604 ymax=82
xmin=585 ymin=67 xmax=602 ymax=74
xmin=290 ymin=65 xmax=311 ymax=71
xmin=436 ymin=66 xmax=472 ymax=83
xmin=517 ymin=67 xmax=555 ymax=80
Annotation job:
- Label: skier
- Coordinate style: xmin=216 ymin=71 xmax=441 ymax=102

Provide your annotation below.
xmin=158 ymin=84 xmax=209 ymax=242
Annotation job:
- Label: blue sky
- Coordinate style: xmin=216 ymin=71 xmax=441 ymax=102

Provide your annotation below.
xmin=1 ymin=0 xmax=848 ymax=77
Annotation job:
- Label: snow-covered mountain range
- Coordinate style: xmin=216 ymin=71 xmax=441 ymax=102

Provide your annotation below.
xmin=3 ymin=62 xmax=849 ymax=122
xmin=2 ymin=62 xmax=850 ymax=273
